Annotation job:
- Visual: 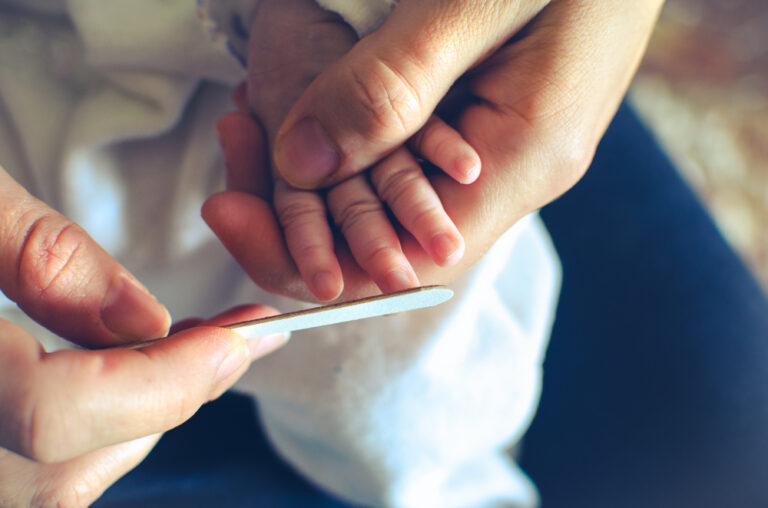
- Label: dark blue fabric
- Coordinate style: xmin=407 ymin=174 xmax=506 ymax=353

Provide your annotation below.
xmin=93 ymin=393 xmax=354 ymax=508
xmin=522 ymin=103 xmax=768 ymax=507
xmin=96 ymin=103 xmax=768 ymax=507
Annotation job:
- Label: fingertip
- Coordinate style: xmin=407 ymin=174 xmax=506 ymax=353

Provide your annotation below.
xmin=431 ymin=232 xmax=465 ymax=267
xmin=100 ymin=274 xmax=172 ymax=343
xmin=453 ymin=152 xmax=481 ymax=184
xmin=410 ymin=115 xmax=481 ymax=184
xmin=381 ymin=267 xmax=420 ymax=294
xmin=311 ymin=270 xmax=343 ymax=302
xmin=215 ymin=112 xmax=246 ymax=148
xmin=201 ymin=192 xmax=238 ymax=235
xmin=201 ymin=191 xmax=225 ymax=223
xmin=202 ymin=305 xmax=290 ymax=360
xmin=246 ymin=332 xmax=290 ymax=360
xmin=202 ymin=191 xmax=270 ymax=236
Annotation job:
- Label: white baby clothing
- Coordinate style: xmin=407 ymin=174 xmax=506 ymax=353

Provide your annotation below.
xmin=0 ymin=1 xmax=560 ymax=506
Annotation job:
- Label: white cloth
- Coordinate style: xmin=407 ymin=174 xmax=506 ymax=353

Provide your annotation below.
xmin=0 ymin=1 xmax=561 ymax=507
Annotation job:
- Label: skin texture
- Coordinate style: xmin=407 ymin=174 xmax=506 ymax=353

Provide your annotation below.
xmin=0 ymin=167 xmax=288 ymax=507
xmin=205 ymin=0 xmax=665 ymax=304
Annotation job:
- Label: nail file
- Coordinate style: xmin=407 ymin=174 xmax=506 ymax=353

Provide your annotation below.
xmin=122 ymin=286 xmax=452 ymax=350
xmin=225 ymin=285 xmax=453 ymax=338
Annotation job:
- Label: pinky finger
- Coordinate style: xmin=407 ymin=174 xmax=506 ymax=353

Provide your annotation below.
xmin=410 ymin=115 xmax=481 ymax=184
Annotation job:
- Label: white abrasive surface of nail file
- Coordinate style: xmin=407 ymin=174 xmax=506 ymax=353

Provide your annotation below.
xmin=225 ymin=285 xmax=453 ymax=337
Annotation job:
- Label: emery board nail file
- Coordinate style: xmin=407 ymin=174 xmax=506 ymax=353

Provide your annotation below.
xmin=225 ymin=285 xmax=453 ymax=337
xmin=121 ymin=286 xmax=452 ymax=350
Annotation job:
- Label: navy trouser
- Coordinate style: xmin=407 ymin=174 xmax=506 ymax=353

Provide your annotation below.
xmin=96 ymin=104 xmax=768 ymax=507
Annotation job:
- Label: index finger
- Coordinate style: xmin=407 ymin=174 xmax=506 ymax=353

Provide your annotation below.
xmin=0 ymin=305 xmax=277 ymax=464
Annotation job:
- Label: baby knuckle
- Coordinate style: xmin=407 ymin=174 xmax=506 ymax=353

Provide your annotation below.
xmin=294 ymin=244 xmax=328 ymax=262
xmin=376 ymin=164 xmax=423 ymax=209
xmin=406 ymin=204 xmax=443 ymax=234
xmin=332 ymin=198 xmax=382 ymax=237
xmin=275 ymin=197 xmax=323 ymax=230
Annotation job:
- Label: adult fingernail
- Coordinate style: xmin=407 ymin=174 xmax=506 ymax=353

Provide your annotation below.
xmin=432 ymin=234 xmax=464 ymax=266
xmin=101 ymin=275 xmax=171 ymax=341
xmin=246 ymin=332 xmax=290 ymax=360
xmin=214 ymin=342 xmax=250 ymax=385
xmin=276 ymin=117 xmax=340 ymax=188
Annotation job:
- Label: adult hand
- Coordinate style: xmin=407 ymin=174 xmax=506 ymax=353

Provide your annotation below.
xmin=206 ymin=0 xmax=663 ymax=302
xmin=270 ymin=0 xmax=550 ymax=190
xmin=0 ymin=168 xmax=286 ymax=506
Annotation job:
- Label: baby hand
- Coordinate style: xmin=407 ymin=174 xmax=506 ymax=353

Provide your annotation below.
xmin=210 ymin=0 xmax=664 ymax=307
xmin=221 ymin=0 xmax=479 ymax=301
xmin=280 ymin=115 xmax=479 ymax=299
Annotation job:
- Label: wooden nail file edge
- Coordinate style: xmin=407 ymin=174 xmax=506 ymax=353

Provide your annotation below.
xmin=225 ymin=285 xmax=453 ymax=338
xmin=122 ymin=285 xmax=453 ymax=349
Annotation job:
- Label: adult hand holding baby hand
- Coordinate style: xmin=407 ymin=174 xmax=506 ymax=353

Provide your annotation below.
xmin=210 ymin=0 xmax=457 ymax=302
xmin=271 ymin=0 xmax=548 ymax=190
xmin=208 ymin=0 xmax=663 ymax=302
xmin=208 ymin=0 xmax=548 ymax=302
xmin=0 ymin=168 xmax=285 ymax=506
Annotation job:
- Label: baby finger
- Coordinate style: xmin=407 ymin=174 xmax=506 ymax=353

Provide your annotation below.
xmin=274 ymin=181 xmax=343 ymax=301
xmin=327 ymin=175 xmax=419 ymax=294
xmin=371 ymin=147 xmax=465 ymax=267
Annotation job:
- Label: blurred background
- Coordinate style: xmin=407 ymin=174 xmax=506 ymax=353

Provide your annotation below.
xmin=631 ymin=0 xmax=768 ymax=288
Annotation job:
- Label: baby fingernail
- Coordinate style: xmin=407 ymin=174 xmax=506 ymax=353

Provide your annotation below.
xmin=276 ymin=117 xmax=340 ymax=188
xmin=432 ymin=234 xmax=464 ymax=266
xmin=101 ymin=274 xmax=171 ymax=341
xmin=214 ymin=343 xmax=249 ymax=385
xmin=384 ymin=269 xmax=417 ymax=292
xmin=455 ymin=154 xmax=481 ymax=184
xmin=312 ymin=271 xmax=339 ymax=301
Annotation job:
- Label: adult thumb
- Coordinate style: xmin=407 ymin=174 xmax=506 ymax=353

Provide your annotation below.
xmin=272 ymin=0 xmax=547 ymax=189
xmin=0 ymin=169 xmax=170 ymax=348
